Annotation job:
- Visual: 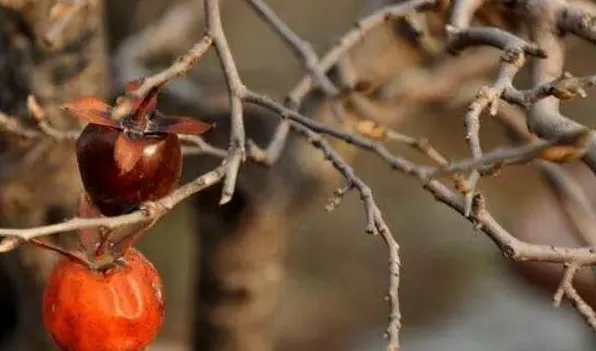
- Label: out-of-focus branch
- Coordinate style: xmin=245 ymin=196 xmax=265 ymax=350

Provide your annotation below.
xmin=43 ymin=0 xmax=89 ymax=48
xmin=445 ymin=19 xmax=546 ymax=215
xmin=0 ymin=97 xmax=228 ymax=158
xmin=448 ymin=0 xmax=485 ymax=28
xmin=245 ymin=0 xmax=339 ymax=96
xmin=288 ymin=0 xmax=437 ymax=107
xmin=247 ymin=0 xmax=438 ymax=168
xmin=0 ymin=111 xmax=40 ymax=139
xmin=553 ymin=264 xmax=596 ymax=331
xmin=112 ymin=0 xmax=206 ymax=105
xmin=5 ymin=0 xmax=596 ymax=346
xmin=538 ymin=162 xmax=596 ymax=247
xmin=0 ymin=0 xmax=111 ymax=349
xmin=510 ymin=0 xmax=596 ymax=172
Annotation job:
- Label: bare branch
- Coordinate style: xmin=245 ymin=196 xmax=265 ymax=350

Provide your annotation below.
xmin=179 ymin=135 xmax=228 ymax=158
xmin=27 ymin=96 xmax=79 ymax=140
xmin=112 ymin=0 xmax=206 ymax=105
xmin=43 ymin=0 xmax=90 ymax=48
xmin=288 ymin=121 xmax=400 ymax=349
xmin=249 ymin=0 xmax=437 ymax=169
xmin=446 ymin=26 xmax=546 ymax=57
xmin=539 ymin=162 xmax=596 ymax=247
xmin=553 ymin=264 xmax=596 ymax=331
xmin=510 ymin=0 xmax=596 ymax=173
xmin=0 ymin=166 xmax=226 ymax=246
xmin=448 ymin=0 xmax=485 ymax=28
xmin=0 ymin=96 xmax=78 ymax=140
xmin=288 ymin=0 xmax=438 ymax=106
xmin=559 ymin=3 xmax=596 ymax=44
xmin=504 ymin=72 xmax=596 ymax=107
xmin=205 ymin=0 xmax=247 ymax=205
xmin=111 ymin=35 xmax=213 ymax=120
xmin=0 ymin=111 xmax=41 ymax=139
xmin=430 ymin=139 xmax=555 ymax=175
xmin=246 ymin=0 xmax=339 ymax=96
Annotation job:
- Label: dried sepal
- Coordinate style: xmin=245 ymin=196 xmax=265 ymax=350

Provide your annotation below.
xmin=61 ymin=97 xmax=117 ymax=128
xmin=148 ymin=112 xmax=214 ymax=135
xmin=126 ymin=79 xmax=159 ymax=122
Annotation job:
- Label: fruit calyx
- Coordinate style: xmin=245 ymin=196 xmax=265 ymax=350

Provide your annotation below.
xmin=84 ymin=254 xmax=131 ymax=275
xmin=61 ymin=78 xmax=213 ymax=139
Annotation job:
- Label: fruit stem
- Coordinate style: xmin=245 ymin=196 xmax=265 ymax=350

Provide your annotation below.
xmin=131 ymin=86 xmax=159 ymax=126
xmin=109 ymin=219 xmax=157 ymax=258
xmin=87 ymin=254 xmax=128 ymax=274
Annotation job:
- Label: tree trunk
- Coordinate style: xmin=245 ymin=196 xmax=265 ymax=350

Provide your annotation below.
xmin=0 ymin=1 xmax=110 ymax=350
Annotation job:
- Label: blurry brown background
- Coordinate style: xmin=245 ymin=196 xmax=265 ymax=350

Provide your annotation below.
xmin=107 ymin=0 xmax=596 ymax=350
xmin=2 ymin=0 xmax=596 ymax=350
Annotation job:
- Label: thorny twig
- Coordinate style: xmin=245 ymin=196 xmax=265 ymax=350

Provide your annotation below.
xmin=4 ymin=0 xmax=596 ymax=348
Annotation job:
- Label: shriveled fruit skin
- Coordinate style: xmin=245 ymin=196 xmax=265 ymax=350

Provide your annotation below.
xmin=75 ymin=123 xmax=182 ymax=216
xmin=42 ymin=248 xmax=165 ymax=351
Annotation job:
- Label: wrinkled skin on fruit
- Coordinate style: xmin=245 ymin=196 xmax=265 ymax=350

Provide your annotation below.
xmin=43 ymin=248 xmax=164 ymax=351
xmin=76 ymin=124 xmax=182 ymax=216
xmin=62 ymin=78 xmax=212 ymax=216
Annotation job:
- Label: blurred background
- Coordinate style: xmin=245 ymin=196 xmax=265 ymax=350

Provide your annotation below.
xmin=2 ymin=0 xmax=596 ymax=350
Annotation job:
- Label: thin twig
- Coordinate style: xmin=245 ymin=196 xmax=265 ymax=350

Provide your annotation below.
xmin=245 ymin=0 xmax=339 ymax=96
xmin=179 ymin=135 xmax=228 ymax=158
xmin=538 ymin=162 xmax=596 ymax=247
xmin=0 ymin=111 xmax=41 ymax=139
xmin=0 ymin=166 xmax=226 ymax=247
xmin=0 ymin=96 xmax=79 ymax=140
xmin=205 ymin=0 xmax=246 ymax=205
xmin=111 ymin=35 xmax=213 ymax=120
xmin=553 ymin=264 xmax=596 ymax=331
xmin=27 ymin=96 xmax=79 ymax=140
xmin=288 ymin=0 xmax=437 ymax=106
xmin=448 ymin=29 xmax=533 ymax=215
xmin=248 ymin=0 xmax=437 ymax=169
xmin=289 ymin=121 xmax=400 ymax=349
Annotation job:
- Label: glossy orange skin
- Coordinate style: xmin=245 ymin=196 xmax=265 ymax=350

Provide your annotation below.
xmin=43 ymin=248 xmax=165 ymax=351
xmin=76 ymin=123 xmax=182 ymax=216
